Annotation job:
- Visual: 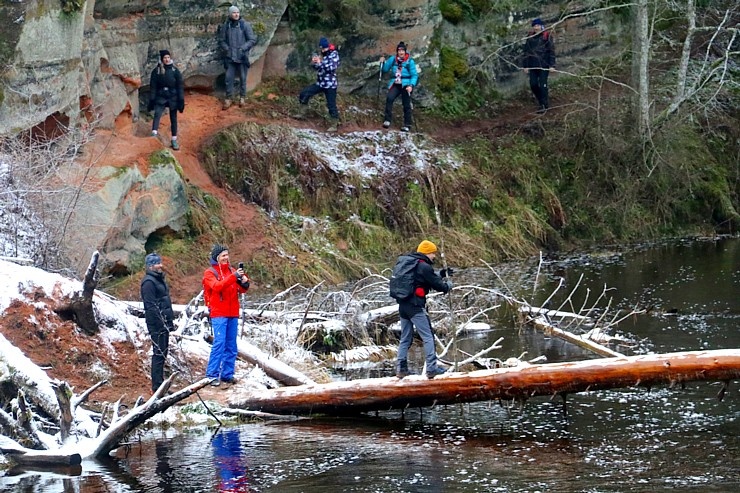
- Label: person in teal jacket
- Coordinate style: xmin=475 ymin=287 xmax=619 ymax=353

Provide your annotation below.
xmin=379 ymin=42 xmax=418 ymax=132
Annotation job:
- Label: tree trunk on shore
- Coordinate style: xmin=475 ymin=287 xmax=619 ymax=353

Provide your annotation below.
xmin=229 ymin=349 xmax=740 ymax=416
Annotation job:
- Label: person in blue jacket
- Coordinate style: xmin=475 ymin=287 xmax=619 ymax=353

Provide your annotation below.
xmin=379 ymin=41 xmax=418 ymax=132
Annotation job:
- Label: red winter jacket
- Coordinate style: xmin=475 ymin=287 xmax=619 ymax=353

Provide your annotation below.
xmin=203 ymin=263 xmax=248 ymax=318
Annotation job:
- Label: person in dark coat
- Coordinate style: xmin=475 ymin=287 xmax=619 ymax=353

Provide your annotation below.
xmin=219 ymin=5 xmax=257 ymax=110
xmin=296 ymin=37 xmax=341 ymax=132
xmin=379 ymin=41 xmax=419 ymax=132
xmin=522 ymin=18 xmax=556 ymax=113
xmin=148 ymin=50 xmax=185 ymax=150
xmin=395 ymin=240 xmax=453 ymax=379
xmin=140 ymin=253 xmax=175 ymax=393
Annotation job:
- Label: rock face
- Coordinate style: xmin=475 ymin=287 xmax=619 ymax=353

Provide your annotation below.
xmin=59 ymin=153 xmax=189 ymax=274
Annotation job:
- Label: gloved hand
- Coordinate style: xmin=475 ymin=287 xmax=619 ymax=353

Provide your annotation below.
xmin=440 ymin=268 xmax=454 ymax=278
xmin=147 ymin=101 xmax=154 ymax=112
xmin=178 ymin=100 xmax=185 ymax=113
xmin=444 ymin=279 xmax=454 ymax=292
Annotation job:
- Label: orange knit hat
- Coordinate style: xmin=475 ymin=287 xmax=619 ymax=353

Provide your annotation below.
xmin=416 ymin=240 xmax=438 ymax=255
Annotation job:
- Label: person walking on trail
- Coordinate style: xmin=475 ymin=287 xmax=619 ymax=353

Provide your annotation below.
xmin=296 ymin=37 xmax=341 ymax=132
xmin=219 ymin=5 xmax=257 ymax=110
xmin=522 ymin=17 xmax=556 ymax=114
xmin=379 ymin=41 xmax=418 ymax=132
xmin=392 ymin=240 xmax=453 ymax=379
xmin=140 ymin=253 xmax=175 ymax=394
xmin=203 ymin=244 xmax=250 ymax=386
xmin=148 ymin=50 xmax=184 ymax=150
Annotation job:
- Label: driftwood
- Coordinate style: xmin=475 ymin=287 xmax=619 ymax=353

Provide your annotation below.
xmin=526 ymin=314 xmax=625 ymax=358
xmin=229 ymin=349 xmax=740 ymax=415
xmin=91 ymin=376 xmax=211 ymax=459
xmin=54 ymin=250 xmax=100 ymax=335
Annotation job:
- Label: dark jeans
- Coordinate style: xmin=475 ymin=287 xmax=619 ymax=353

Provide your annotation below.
xmin=225 ymin=61 xmax=248 ymax=98
xmin=528 ymin=69 xmax=550 ymax=108
xmin=298 ymin=84 xmax=339 ymax=120
xmin=148 ymin=325 xmax=169 ymax=392
xmin=384 ymin=84 xmax=413 ymax=126
xmin=152 ymin=102 xmax=178 ymax=137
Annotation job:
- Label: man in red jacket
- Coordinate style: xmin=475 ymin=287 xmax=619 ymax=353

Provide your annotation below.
xmin=203 ymin=244 xmax=250 ymax=386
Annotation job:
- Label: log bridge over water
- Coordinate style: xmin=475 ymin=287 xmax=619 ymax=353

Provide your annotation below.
xmin=230 ymin=349 xmax=740 ymax=415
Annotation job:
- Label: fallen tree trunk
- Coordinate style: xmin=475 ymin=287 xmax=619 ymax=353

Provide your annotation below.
xmin=229 ymin=349 xmax=740 ymax=415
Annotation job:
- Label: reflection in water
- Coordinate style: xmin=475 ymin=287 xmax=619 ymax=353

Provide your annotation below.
xmin=155 ymin=441 xmax=174 ymax=493
xmin=212 ymin=428 xmax=253 ymax=492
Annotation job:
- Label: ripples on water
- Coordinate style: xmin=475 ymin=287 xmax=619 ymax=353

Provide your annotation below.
xmin=3 ymin=238 xmax=739 ymax=492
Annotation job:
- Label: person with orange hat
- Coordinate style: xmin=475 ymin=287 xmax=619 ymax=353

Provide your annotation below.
xmin=392 ymin=240 xmax=453 ymax=379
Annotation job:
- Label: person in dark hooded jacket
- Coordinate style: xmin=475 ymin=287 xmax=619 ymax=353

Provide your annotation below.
xmin=140 ymin=253 xmax=175 ymax=393
xmin=148 ymin=50 xmax=185 ymax=150
xmin=219 ymin=5 xmax=257 ymax=110
xmin=394 ymin=240 xmax=453 ymax=379
xmin=522 ymin=18 xmax=556 ymax=113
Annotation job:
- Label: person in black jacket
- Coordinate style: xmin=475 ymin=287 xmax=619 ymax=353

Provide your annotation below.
xmin=522 ymin=18 xmax=556 ymax=113
xmin=219 ymin=5 xmax=257 ymax=110
xmin=148 ymin=50 xmax=185 ymax=150
xmin=140 ymin=253 xmax=175 ymax=393
xmin=395 ymin=240 xmax=453 ymax=379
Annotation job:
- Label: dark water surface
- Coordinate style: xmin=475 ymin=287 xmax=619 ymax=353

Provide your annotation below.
xmin=3 ymin=237 xmax=739 ymax=492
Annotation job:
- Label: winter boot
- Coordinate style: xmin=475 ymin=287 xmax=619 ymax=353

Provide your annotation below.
xmin=326 ymin=119 xmax=340 ymax=133
xmin=222 ymin=99 xmax=232 ymax=110
xmin=293 ymin=104 xmax=310 ymax=120
xmin=426 ymin=366 xmax=446 ymax=379
xmin=239 ymin=97 xmax=246 ymax=108
xmin=382 ymin=121 xmax=391 ymax=129
xmin=171 ymin=139 xmax=180 ymax=151
xmin=396 ymin=360 xmax=411 ymax=379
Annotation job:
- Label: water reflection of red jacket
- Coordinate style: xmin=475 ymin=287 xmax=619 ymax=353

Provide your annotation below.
xmin=203 ymin=262 xmax=248 ymax=318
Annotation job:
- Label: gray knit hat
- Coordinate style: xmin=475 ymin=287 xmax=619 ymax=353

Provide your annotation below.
xmin=229 ymin=5 xmax=239 ymax=14
xmin=211 ymin=244 xmax=228 ymax=262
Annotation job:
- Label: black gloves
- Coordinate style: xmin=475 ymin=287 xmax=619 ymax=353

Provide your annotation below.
xmin=440 ymin=268 xmax=454 ymax=278
xmin=444 ymin=279 xmax=454 ymax=291
xmin=178 ymin=100 xmax=185 ymax=113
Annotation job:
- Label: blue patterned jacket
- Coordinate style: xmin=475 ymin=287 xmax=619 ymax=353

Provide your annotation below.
xmin=314 ymin=48 xmax=340 ymax=89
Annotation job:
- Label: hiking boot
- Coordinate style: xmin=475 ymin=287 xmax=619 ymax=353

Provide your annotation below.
xmin=239 ymin=97 xmax=246 ymax=108
xmin=208 ymin=377 xmax=221 ymax=387
xmin=400 ymin=126 xmax=410 ymax=132
xmin=536 ymin=104 xmax=547 ymax=114
xmin=151 ymin=130 xmax=158 ymax=137
xmin=396 ymin=361 xmax=411 ymax=379
xmin=426 ymin=367 xmax=446 ymax=379
xmin=221 ymin=377 xmax=237 ymax=385
xmin=326 ymin=120 xmax=339 ymax=133
xmin=222 ymin=99 xmax=232 ymax=110
xmin=382 ymin=121 xmax=391 ymax=129
xmin=293 ymin=104 xmax=309 ymax=120
xmin=171 ymin=139 xmax=180 ymax=151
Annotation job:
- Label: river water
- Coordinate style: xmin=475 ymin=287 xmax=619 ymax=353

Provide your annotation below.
xmin=3 ymin=237 xmax=739 ymax=492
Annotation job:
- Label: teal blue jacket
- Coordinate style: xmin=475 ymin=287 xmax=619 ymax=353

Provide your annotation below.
xmin=382 ymin=55 xmax=418 ymax=89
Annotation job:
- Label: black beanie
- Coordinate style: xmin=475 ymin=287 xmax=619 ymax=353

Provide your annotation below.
xmin=159 ymin=49 xmax=171 ymax=61
xmin=396 ymin=42 xmax=407 ymax=52
xmin=211 ymin=244 xmax=228 ymax=262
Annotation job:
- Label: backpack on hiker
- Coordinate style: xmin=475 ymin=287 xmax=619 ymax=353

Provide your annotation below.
xmin=389 ymin=255 xmax=419 ymax=301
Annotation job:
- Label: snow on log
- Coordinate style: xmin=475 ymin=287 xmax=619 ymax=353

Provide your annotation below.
xmin=229 ymin=349 xmax=740 ymax=416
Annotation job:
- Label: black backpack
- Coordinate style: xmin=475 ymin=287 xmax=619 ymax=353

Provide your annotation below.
xmin=389 ymin=255 xmax=420 ymax=301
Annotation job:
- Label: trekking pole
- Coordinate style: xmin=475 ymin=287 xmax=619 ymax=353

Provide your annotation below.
xmin=376 ymin=59 xmax=383 ymax=107
xmin=424 ymin=166 xmax=459 ymax=371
